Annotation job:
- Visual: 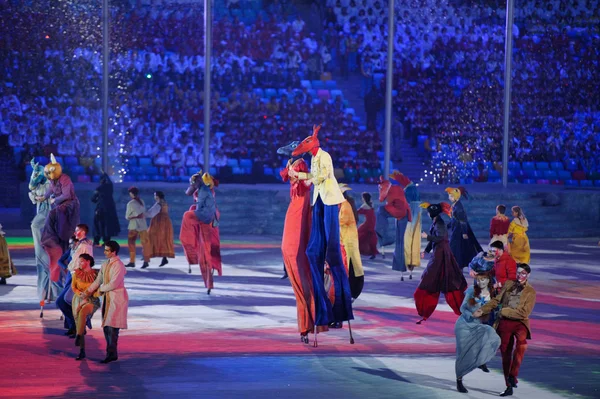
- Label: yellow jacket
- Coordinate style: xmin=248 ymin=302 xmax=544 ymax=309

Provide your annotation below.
xmin=297 ymin=148 xmax=345 ymax=206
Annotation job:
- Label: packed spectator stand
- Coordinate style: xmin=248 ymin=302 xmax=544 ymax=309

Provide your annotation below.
xmin=2 ymin=0 xmax=600 ymax=187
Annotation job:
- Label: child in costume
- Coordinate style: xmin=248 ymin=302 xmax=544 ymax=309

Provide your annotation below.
xmin=445 ymin=187 xmax=482 ymax=269
xmin=415 ymin=202 xmax=467 ymax=324
xmin=278 ymin=140 xmax=318 ymax=343
xmin=71 ymin=253 xmax=101 ymax=361
xmin=489 ymin=205 xmax=510 ymax=248
xmin=479 ymin=264 xmax=536 ymax=397
xmin=0 ymin=224 xmax=17 ymax=285
xmin=289 ymin=124 xmax=354 ymax=344
xmin=357 ymin=192 xmax=379 ymax=259
xmin=338 ymin=184 xmax=365 ymax=300
xmin=378 ymin=171 xmax=412 ymax=281
xmin=28 ymin=159 xmax=60 ymax=304
xmin=454 ymin=271 xmax=501 ymax=393
xmin=145 ymin=191 xmax=175 ymax=267
xmin=91 ymin=172 xmax=121 ymax=246
xmin=508 ymin=206 xmax=530 ymax=264
xmin=36 ymin=154 xmax=80 ymax=283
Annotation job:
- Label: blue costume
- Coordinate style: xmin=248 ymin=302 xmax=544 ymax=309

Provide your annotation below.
xmin=446 ymin=187 xmax=483 ymax=269
xmin=28 ymin=159 xmax=62 ymax=303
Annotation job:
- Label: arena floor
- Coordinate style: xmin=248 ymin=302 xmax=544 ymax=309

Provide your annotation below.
xmin=1 ymin=236 xmax=599 ymax=398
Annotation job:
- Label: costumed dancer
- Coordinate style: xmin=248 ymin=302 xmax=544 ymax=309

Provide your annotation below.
xmin=338 ymin=184 xmax=365 ymax=300
xmin=403 ymin=175 xmax=422 ymax=279
xmin=125 ymin=186 xmax=150 ymax=269
xmin=445 ymin=187 xmax=482 ymax=269
xmin=489 ymin=205 xmax=510 ymax=248
xmin=289 ymin=124 xmax=354 ymax=345
xmin=36 ymin=154 xmax=80 ymax=283
xmin=84 ymin=240 xmax=129 ymax=364
xmin=414 ymin=202 xmax=467 ymax=324
xmin=357 ymin=192 xmax=379 ymax=259
xmin=28 ymin=159 xmax=60 ymax=313
xmin=91 ymin=172 xmax=121 ymax=246
xmin=378 ymin=171 xmax=412 ymax=281
xmin=489 ymin=240 xmax=517 ymax=290
xmin=71 ymin=253 xmax=101 ymax=361
xmin=200 ymin=172 xmax=223 ymax=285
xmin=0 ymin=224 xmax=17 ymax=285
xmin=454 ymin=271 xmax=501 ymax=393
xmin=56 ymin=224 xmax=93 ymax=337
xmin=180 ymin=171 xmax=204 ymax=274
xmin=278 ymin=140 xmax=318 ymax=343
xmin=479 ymin=264 xmax=536 ymax=397
xmin=508 ymin=206 xmax=530 ymax=264
xmin=145 ymin=191 xmax=175 ymax=267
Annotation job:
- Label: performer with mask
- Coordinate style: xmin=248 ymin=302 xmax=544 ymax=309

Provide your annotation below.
xmin=454 ymin=271 xmax=501 ymax=393
xmin=278 ymin=140 xmax=318 ymax=343
xmin=478 ymin=264 xmax=536 ymax=397
xmin=445 ymin=187 xmax=482 ymax=269
xmin=28 ymin=159 xmax=60 ymax=312
xmin=35 ymin=154 xmax=80 ymax=284
xmin=288 ymin=124 xmax=354 ymax=345
xmin=91 ymin=172 xmax=121 ymax=246
xmin=415 ymin=202 xmax=467 ymax=324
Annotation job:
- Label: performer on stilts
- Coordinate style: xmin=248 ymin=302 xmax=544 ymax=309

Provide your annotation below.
xmin=414 ymin=202 xmax=467 ymax=324
xmin=91 ymin=172 xmax=121 ymax=247
xmin=28 ymin=159 xmax=60 ymax=313
xmin=445 ymin=187 xmax=482 ymax=269
xmin=378 ymin=171 xmax=412 ymax=281
xmin=278 ymin=140 xmax=319 ymax=344
xmin=289 ymin=124 xmax=354 ymax=345
xmin=403 ymin=175 xmax=422 ymax=279
xmin=35 ymin=154 xmax=80 ymax=286
xmin=180 ymin=171 xmax=222 ymax=294
xmin=338 ymin=184 xmax=365 ymax=301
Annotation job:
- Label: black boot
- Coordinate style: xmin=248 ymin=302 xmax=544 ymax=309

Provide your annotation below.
xmin=499 ymin=386 xmax=513 ymax=396
xmin=159 ymin=257 xmax=169 ymax=267
xmin=100 ymin=354 xmax=118 ymax=364
xmin=75 ymin=334 xmax=82 ymax=347
xmin=141 ymin=262 xmax=149 ymax=269
xmin=75 ymin=348 xmax=86 ymax=361
xmin=0 ymin=277 xmax=6 ymax=285
xmin=508 ymin=375 xmax=517 ymax=388
xmin=456 ymin=379 xmax=468 ymax=393
xmin=65 ymin=328 xmax=76 ymax=337
xmin=478 ymin=364 xmax=490 ymax=373
xmin=125 ymin=263 xmax=135 ymax=268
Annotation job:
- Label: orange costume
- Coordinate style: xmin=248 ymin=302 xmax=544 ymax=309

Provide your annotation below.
xmin=280 ymin=157 xmax=317 ymax=338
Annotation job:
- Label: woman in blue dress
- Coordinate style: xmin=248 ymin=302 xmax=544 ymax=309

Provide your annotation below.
xmin=445 ymin=187 xmax=483 ymax=269
xmin=455 ymin=271 xmax=501 ymax=393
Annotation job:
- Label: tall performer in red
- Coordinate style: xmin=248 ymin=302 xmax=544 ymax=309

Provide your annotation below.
xmin=415 ymin=202 xmax=467 ymax=324
xmin=36 ymin=154 xmax=80 ymax=284
xmin=289 ymin=125 xmax=354 ymax=346
xmin=278 ymin=140 xmax=318 ymax=344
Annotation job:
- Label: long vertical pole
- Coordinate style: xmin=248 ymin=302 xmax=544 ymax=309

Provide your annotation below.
xmin=502 ymin=0 xmax=515 ymax=188
xmin=102 ymin=0 xmax=109 ymax=174
xmin=203 ymin=0 xmax=212 ymax=171
xmin=383 ymin=0 xmax=394 ymax=179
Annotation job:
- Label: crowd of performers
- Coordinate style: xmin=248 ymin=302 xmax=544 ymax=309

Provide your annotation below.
xmin=3 ymin=131 xmax=538 ymax=393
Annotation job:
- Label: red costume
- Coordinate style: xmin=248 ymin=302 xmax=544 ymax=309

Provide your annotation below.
xmin=357 ymin=206 xmax=378 ymax=256
xmin=280 ymin=157 xmax=317 ymax=337
xmin=490 ymin=217 xmax=510 ymax=238
xmin=493 ymin=251 xmax=517 ymax=287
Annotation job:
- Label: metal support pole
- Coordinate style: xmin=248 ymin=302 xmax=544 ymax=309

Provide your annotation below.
xmin=102 ymin=0 xmax=109 ymax=174
xmin=383 ymin=0 xmax=394 ymax=179
xmin=203 ymin=0 xmax=212 ymax=171
xmin=502 ymin=0 xmax=515 ymax=188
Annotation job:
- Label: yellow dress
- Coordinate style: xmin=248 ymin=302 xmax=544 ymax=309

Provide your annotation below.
xmin=508 ymin=218 xmax=530 ymax=264
xmin=339 ymin=201 xmax=364 ymax=277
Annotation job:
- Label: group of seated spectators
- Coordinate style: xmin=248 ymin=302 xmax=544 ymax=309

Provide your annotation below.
xmin=0 ymin=0 xmax=382 ymax=182
xmin=2 ymin=0 xmax=600 ymax=185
